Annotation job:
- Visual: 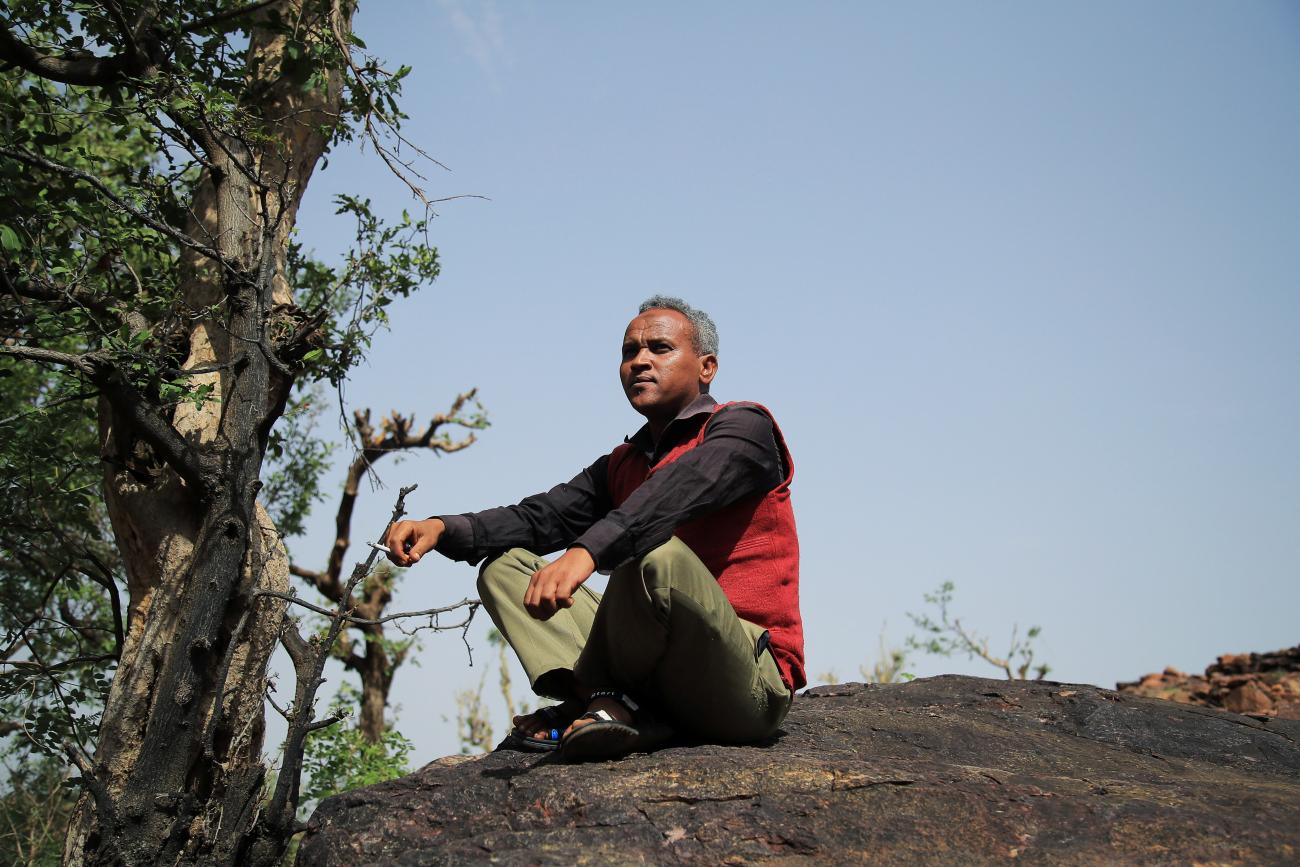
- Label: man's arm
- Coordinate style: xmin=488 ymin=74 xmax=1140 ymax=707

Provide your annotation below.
xmin=383 ymin=455 xmax=613 ymax=568
xmin=572 ymin=404 xmax=784 ymax=572
xmin=513 ymin=407 xmax=783 ymax=620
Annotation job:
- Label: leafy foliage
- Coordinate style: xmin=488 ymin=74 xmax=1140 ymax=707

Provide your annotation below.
xmin=0 ymin=333 xmax=122 ymax=762
xmin=298 ymin=684 xmax=412 ymax=812
xmin=262 ymin=386 xmax=336 ymax=541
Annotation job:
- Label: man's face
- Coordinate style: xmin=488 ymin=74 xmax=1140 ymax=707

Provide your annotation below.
xmin=620 ymin=309 xmax=717 ymax=421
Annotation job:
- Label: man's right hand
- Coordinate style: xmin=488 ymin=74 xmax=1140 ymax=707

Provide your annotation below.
xmin=384 ymin=518 xmax=445 ymax=567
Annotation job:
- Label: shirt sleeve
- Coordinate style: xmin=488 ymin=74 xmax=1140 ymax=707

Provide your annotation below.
xmin=434 ymin=454 xmax=613 ymax=565
xmin=572 ymin=404 xmax=784 ymax=571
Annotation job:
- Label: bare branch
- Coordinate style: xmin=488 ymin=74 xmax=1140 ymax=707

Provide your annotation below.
xmin=309 ymin=391 xmax=484 ymax=591
xmin=0 ymin=23 xmax=133 ymax=86
xmin=266 ymin=484 xmax=419 ymax=830
xmin=0 ymin=344 xmax=94 ymax=373
xmin=305 ymin=711 xmax=345 ymax=733
xmin=267 ymin=690 xmax=292 ymax=722
xmin=254 ymin=591 xmax=479 ymax=628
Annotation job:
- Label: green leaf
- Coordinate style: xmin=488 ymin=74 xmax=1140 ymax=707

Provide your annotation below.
xmin=0 ymin=224 xmax=21 ymax=252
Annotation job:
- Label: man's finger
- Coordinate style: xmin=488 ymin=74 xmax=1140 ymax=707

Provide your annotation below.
xmin=407 ymin=534 xmax=435 ymax=564
xmin=524 ymin=571 xmax=542 ymax=609
xmin=384 ymin=524 xmax=411 ymax=565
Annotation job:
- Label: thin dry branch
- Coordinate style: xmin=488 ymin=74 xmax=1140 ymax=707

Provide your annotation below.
xmin=256 ymin=592 xmax=479 ymax=629
xmin=294 ymin=389 xmax=484 ymax=598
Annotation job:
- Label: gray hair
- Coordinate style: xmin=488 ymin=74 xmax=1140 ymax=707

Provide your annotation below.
xmin=638 ymin=295 xmax=719 ymax=356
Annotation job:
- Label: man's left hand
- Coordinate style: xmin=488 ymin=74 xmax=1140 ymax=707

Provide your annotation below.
xmin=524 ymin=547 xmax=596 ymax=620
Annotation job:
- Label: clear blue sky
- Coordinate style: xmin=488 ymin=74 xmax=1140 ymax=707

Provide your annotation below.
xmin=274 ymin=1 xmax=1300 ymax=765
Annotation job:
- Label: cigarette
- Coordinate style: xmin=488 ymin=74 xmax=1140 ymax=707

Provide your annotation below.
xmin=369 ymin=542 xmax=393 ymax=554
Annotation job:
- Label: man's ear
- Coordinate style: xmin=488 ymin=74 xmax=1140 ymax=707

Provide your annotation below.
xmin=699 ymin=354 xmax=718 ymax=387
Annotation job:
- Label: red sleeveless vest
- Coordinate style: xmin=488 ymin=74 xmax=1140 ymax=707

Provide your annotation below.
xmin=606 ymin=402 xmax=805 ymax=691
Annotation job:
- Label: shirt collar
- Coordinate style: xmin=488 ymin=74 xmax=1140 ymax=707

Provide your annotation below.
xmin=625 ymin=393 xmax=718 ymax=457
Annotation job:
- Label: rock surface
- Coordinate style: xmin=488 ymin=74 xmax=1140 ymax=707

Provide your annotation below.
xmin=298 ymin=675 xmax=1300 ymax=865
xmin=1118 ymin=645 xmax=1300 ymax=720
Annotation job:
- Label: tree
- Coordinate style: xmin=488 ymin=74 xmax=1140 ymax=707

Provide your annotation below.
xmin=284 ymin=391 xmax=487 ymax=742
xmin=0 ymin=3 xmax=467 ymax=863
xmin=906 ymin=582 xmax=1050 ymax=681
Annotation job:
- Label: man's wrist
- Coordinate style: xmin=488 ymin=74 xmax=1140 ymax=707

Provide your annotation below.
xmin=566 ymin=544 xmax=596 ymax=572
xmin=430 ymin=514 xmax=473 ymax=560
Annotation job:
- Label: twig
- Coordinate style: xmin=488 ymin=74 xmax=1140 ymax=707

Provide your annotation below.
xmin=264 ymin=484 xmax=422 ymax=831
xmin=0 ymin=389 xmax=98 ymax=427
xmin=253 ymin=591 xmax=478 ymax=628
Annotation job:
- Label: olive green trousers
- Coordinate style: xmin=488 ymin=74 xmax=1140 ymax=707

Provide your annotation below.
xmin=476 ymin=537 xmax=791 ymax=742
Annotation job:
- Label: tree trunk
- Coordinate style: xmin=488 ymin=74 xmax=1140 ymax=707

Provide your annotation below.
xmin=63 ymin=4 xmax=353 ymax=864
xmin=358 ymin=627 xmax=396 ymax=742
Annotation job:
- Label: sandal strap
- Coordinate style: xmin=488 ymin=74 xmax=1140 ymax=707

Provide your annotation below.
xmin=578 ymin=708 xmax=620 ymax=723
xmin=588 ymin=689 xmax=639 ymax=714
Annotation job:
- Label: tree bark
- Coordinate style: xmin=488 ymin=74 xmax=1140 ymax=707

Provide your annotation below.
xmin=62 ymin=3 xmax=355 ymax=864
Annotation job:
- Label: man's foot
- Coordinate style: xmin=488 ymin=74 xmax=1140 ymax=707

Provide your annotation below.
xmin=561 ymin=694 xmax=633 ymax=739
xmin=558 ymin=690 xmax=673 ymax=763
xmin=507 ymin=699 xmax=582 ymax=751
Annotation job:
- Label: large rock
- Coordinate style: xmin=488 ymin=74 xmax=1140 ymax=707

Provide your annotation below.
xmin=297 ymin=675 xmax=1300 ymax=864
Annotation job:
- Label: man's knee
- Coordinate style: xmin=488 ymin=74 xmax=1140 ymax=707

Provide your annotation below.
xmin=476 ymin=547 xmax=536 ymax=600
xmin=635 ymin=536 xmax=696 ymax=583
xmin=603 ymin=537 xmax=704 ymax=616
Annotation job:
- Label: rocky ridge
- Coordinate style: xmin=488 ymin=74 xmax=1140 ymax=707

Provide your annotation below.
xmin=1117 ymin=645 xmax=1300 ymax=720
xmin=298 ymin=674 xmax=1300 ymax=864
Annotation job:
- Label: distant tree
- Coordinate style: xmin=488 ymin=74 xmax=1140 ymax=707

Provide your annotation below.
xmin=0 ymin=740 xmax=78 ymax=867
xmin=452 ymin=628 xmax=529 ymax=755
xmin=284 ymin=391 xmax=487 ymax=743
xmin=0 ymin=2 xmax=475 ymax=863
xmin=860 ymin=632 xmax=911 ymax=684
xmin=906 ymin=582 xmax=1050 ymax=681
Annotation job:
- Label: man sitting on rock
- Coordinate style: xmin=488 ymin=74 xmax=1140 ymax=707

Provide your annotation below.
xmin=384 ymin=296 xmax=805 ymax=761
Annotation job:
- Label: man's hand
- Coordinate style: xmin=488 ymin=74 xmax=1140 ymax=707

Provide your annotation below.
xmin=384 ymin=518 xmax=445 ymax=567
xmin=524 ymin=547 xmax=596 ymax=620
